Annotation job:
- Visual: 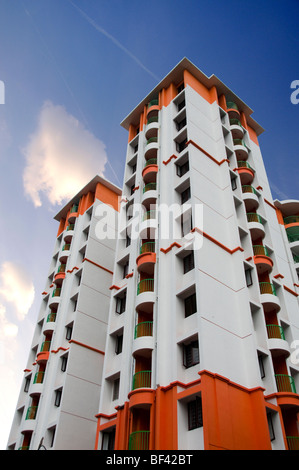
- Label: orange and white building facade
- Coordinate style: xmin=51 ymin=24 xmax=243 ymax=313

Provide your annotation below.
xmin=95 ymin=58 xmax=299 ymax=451
xmin=7 ymin=58 xmax=299 ymax=451
xmin=7 ymin=176 xmax=121 ymax=450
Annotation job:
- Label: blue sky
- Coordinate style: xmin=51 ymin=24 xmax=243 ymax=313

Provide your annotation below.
xmin=0 ymin=0 xmax=298 ymax=449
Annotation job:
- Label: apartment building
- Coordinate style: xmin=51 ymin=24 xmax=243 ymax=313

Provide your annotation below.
xmin=7 ymin=175 xmax=121 ymax=450
xmin=95 ymin=58 xmax=299 ymax=451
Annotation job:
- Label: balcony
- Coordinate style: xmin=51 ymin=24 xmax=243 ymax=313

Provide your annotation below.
xmin=128 ymin=430 xmax=150 ymax=450
xmin=137 ymin=243 xmax=156 ymax=275
xmin=134 ymin=321 xmax=153 ymax=339
xmin=25 ymin=406 xmax=38 ymax=421
xmin=145 ymin=116 xmax=159 ymax=140
xmin=49 ymin=287 xmax=61 ymax=308
xmin=136 ymin=279 xmax=155 ymax=313
xmin=275 ymin=374 xmax=296 ymax=393
xmin=233 ymin=139 xmax=248 ymax=159
xmin=253 ymin=245 xmax=273 ymax=274
xmin=266 ymin=324 xmax=290 ymax=358
xmin=64 ymin=223 xmax=75 ymax=242
xmin=68 ymin=203 xmax=79 ymax=223
xmin=59 ymin=243 xmax=71 ymax=263
xmin=287 ymin=436 xmax=299 ymax=450
xmin=54 ymin=264 xmax=66 ymax=284
xmin=139 ymin=210 xmax=157 ymax=239
xmin=229 ymin=118 xmax=244 ymax=139
xmin=33 ymin=371 xmax=45 ymax=384
xmin=144 ymin=136 xmax=159 ymax=160
xmin=236 ymin=161 xmax=255 ymax=185
xmin=226 ymin=101 xmax=240 ymax=119
xmin=142 ymin=183 xmax=157 ymax=209
xmin=242 ymin=185 xmax=259 ymax=211
xmin=132 ymin=370 xmax=151 ymax=390
xmin=247 ymin=213 xmax=265 ymax=240
xmin=259 ymin=282 xmax=280 ymax=312
xmin=142 ymin=158 xmax=158 ymax=184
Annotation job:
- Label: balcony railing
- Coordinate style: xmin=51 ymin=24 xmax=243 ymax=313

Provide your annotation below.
xmin=70 ymin=204 xmax=78 ymax=213
xmin=66 ymin=224 xmax=74 ymax=231
xmin=40 ymin=341 xmax=51 ymax=353
xmin=233 ymin=139 xmax=247 ymax=148
xmin=242 ymin=185 xmax=258 ymax=196
xmin=287 ymin=232 xmax=299 ymax=243
xmin=226 ymin=101 xmax=238 ymax=110
xmin=259 ymin=282 xmax=277 ymax=296
xmin=229 ymin=118 xmax=242 ymax=127
xmin=293 ymin=254 xmax=299 ymax=263
xmin=287 ymin=436 xmax=299 ymax=450
xmin=143 ymin=210 xmax=156 ymax=221
xmin=25 ymin=406 xmax=38 ymax=420
xmin=146 ymin=137 xmax=158 ymax=145
xmin=266 ymin=324 xmax=285 ymax=340
xmin=143 ymin=183 xmax=156 ymax=193
xmin=57 ymin=264 xmax=66 ymax=273
xmin=144 ymin=158 xmax=157 ymax=167
xmin=275 ymin=374 xmax=296 ymax=393
xmin=132 ymin=370 xmax=151 ymax=390
xmin=134 ymin=321 xmax=153 ymax=339
xmin=148 ymin=98 xmax=159 ymax=108
xmin=247 ymin=213 xmax=264 ymax=224
xmin=128 ymin=430 xmax=150 ymax=450
xmin=62 ymin=243 xmax=71 ymax=251
xmin=52 ymin=288 xmax=61 ymax=297
xmin=33 ymin=371 xmax=45 ymax=384
xmin=253 ymin=245 xmax=270 ymax=257
xmin=284 ymin=215 xmax=299 ymax=225
xmin=137 ymin=279 xmax=154 ymax=295
xmin=46 ymin=312 xmax=56 ymax=323
xmin=237 ymin=160 xmax=254 ymax=171
xmin=147 ymin=116 xmax=158 ymax=124
xmin=140 ymin=242 xmax=155 ymax=254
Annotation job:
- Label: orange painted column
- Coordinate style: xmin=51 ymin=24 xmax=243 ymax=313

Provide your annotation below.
xmin=154 ymin=386 xmax=178 ymax=449
xmin=114 ymin=402 xmax=131 ymax=450
xmin=200 ymin=370 xmax=272 ymax=450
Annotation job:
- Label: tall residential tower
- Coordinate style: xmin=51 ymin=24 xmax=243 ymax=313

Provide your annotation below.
xmin=95 ymin=58 xmax=299 ymax=451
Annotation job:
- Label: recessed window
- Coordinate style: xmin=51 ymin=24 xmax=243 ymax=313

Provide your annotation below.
xmin=184 ymin=292 xmax=197 ymax=318
xmin=61 ymin=354 xmax=68 ymax=372
xmin=245 ymin=268 xmax=253 ymax=287
xmin=183 ymin=252 xmax=194 ymax=274
xmin=115 ymin=335 xmax=123 ymax=355
xmin=181 ymin=213 xmax=193 ymax=237
xmin=181 ymin=186 xmax=191 ymax=204
xmin=66 ymin=324 xmax=73 ymax=340
xmin=267 ymin=412 xmax=275 ymax=441
xmin=112 ymin=378 xmax=120 ymax=401
xmin=258 ymin=353 xmax=265 ymax=379
xmin=188 ymin=396 xmax=203 ymax=430
xmin=183 ymin=339 xmax=199 ymax=368
xmin=115 ymin=291 xmax=127 ymax=314
xmin=54 ymin=388 xmax=62 ymax=407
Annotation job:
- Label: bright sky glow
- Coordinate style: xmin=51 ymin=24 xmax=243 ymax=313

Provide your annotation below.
xmin=0 ymin=0 xmax=298 ymax=449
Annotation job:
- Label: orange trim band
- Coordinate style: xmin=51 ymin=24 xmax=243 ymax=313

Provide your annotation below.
xmin=69 ymin=339 xmax=105 ymax=355
xmin=186 ymin=140 xmax=229 ymax=166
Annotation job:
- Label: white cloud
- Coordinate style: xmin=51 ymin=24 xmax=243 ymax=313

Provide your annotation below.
xmin=22 ymin=100 xmax=107 ymax=207
xmin=0 ymin=262 xmax=35 ymax=321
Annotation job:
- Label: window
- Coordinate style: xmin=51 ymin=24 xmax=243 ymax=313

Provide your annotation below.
xmin=176 ymin=155 xmax=189 ymax=177
xmin=123 ymin=261 xmax=129 ymax=279
xmin=183 ymin=339 xmax=199 ymax=368
xmin=231 ymin=177 xmax=237 ymax=191
xmin=177 ymin=83 xmax=184 ymax=94
xmin=183 ymin=252 xmax=194 ymax=274
xmin=126 ymin=233 xmax=131 ymax=247
xmin=66 ymin=324 xmax=73 ymax=340
xmin=116 ymin=291 xmax=126 ymax=314
xmin=245 ymin=268 xmax=253 ymax=287
xmin=54 ymin=388 xmax=62 ymax=407
xmin=61 ymin=354 xmax=68 ymax=372
xmin=101 ymin=430 xmax=115 ymax=450
xmin=188 ymin=397 xmax=203 ymax=430
xmin=184 ymin=293 xmax=197 ymax=318
xmin=115 ymin=335 xmax=123 ymax=355
xmin=181 ymin=213 xmax=192 ymax=237
xmin=176 ymin=138 xmax=187 ymax=153
xmin=112 ymin=378 xmax=120 ymax=401
xmin=258 ymin=354 xmax=265 ymax=379
xmin=24 ymin=376 xmax=31 ymax=392
xmin=267 ymin=412 xmax=275 ymax=441
xmin=176 ymin=116 xmax=186 ymax=131
xmin=177 ymin=99 xmax=186 ymax=112
xmin=181 ymin=186 xmax=191 ymax=204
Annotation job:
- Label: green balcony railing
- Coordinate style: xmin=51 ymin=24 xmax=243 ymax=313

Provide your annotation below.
xmin=293 ymin=254 xmax=299 ymax=263
xmin=66 ymin=224 xmax=74 ymax=231
xmin=134 ymin=321 xmax=153 ymax=339
xmin=247 ymin=213 xmax=264 ymax=224
xmin=148 ymin=98 xmax=159 ymax=108
xmin=46 ymin=312 xmax=56 ymax=323
xmin=253 ymin=245 xmax=270 ymax=257
xmin=143 ymin=183 xmax=156 ymax=193
xmin=128 ymin=430 xmax=150 ymax=450
xmin=286 ymin=436 xmax=299 ymax=450
xmin=140 ymin=242 xmax=155 ymax=255
xmin=147 ymin=116 xmax=158 ymax=125
xmin=62 ymin=243 xmax=71 ymax=251
xmin=137 ymin=279 xmax=154 ymax=295
xmin=259 ymin=282 xmax=277 ymax=296
xmin=229 ymin=118 xmax=242 ymax=127
xmin=226 ymin=101 xmax=238 ymax=110
xmin=25 ymin=406 xmax=38 ymax=420
xmin=57 ymin=264 xmax=66 ymax=273
xmin=284 ymin=215 xmax=299 ymax=225
xmin=40 ymin=340 xmax=51 ymax=353
xmin=18 ymin=446 xmax=30 ymax=450
xmin=132 ymin=370 xmax=151 ymax=390
xmin=33 ymin=371 xmax=45 ymax=384
xmin=266 ymin=324 xmax=285 ymax=340
xmin=143 ymin=210 xmax=156 ymax=221
xmin=242 ymin=185 xmax=258 ymax=196
xmin=237 ymin=161 xmax=254 ymax=171
xmin=233 ymin=139 xmax=247 ymax=148
xmin=144 ymin=158 xmax=157 ymax=167
xmin=70 ymin=204 xmax=78 ymax=213
xmin=287 ymin=231 xmax=299 ymax=244
xmin=275 ymin=374 xmax=296 ymax=393
xmin=52 ymin=288 xmax=61 ymax=297
xmin=146 ymin=137 xmax=158 ymax=145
